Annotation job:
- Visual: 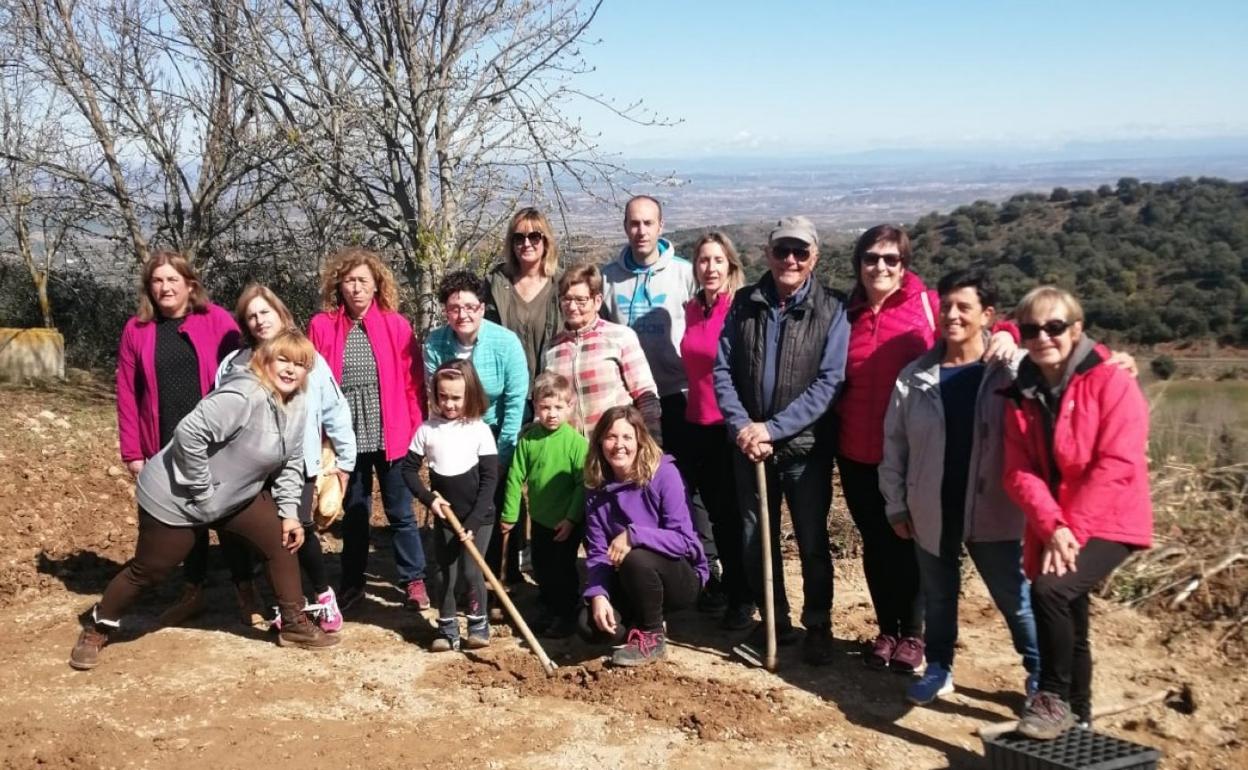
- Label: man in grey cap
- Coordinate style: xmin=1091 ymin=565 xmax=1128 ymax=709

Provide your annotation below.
xmin=712 ymin=215 xmax=850 ymax=665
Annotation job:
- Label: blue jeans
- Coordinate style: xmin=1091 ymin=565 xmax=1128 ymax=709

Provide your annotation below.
xmin=915 ymin=540 xmax=1040 ymax=674
xmin=732 ymin=450 xmax=834 ymax=629
xmin=341 ymin=451 xmax=426 ymax=589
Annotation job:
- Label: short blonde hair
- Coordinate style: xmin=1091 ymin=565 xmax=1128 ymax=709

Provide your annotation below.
xmin=691 ymin=232 xmax=745 ymax=296
xmin=532 ymin=371 xmax=573 ymax=403
xmin=584 ymin=405 xmax=662 ymax=488
xmin=1014 ymin=285 xmax=1084 ymax=325
xmin=234 ymin=284 xmax=296 ymax=347
xmin=249 ymin=330 xmax=316 ymax=400
xmin=319 ymin=247 xmax=400 ymax=312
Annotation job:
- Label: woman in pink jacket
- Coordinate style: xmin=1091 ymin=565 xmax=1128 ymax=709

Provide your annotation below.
xmin=115 ymin=250 xmax=242 ymax=625
xmin=1003 ymin=286 xmax=1152 ymax=740
xmin=836 ymin=225 xmax=1017 ymax=673
xmin=308 ymin=248 xmax=427 ymax=612
xmin=679 ymin=232 xmax=753 ymax=630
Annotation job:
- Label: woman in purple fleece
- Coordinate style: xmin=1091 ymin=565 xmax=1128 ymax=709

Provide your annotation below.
xmin=579 ymin=405 xmax=709 ymax=666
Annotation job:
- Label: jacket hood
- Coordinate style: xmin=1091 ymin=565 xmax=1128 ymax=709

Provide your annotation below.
xmin=1005 ymin=335 xmax=1103 ymax=403
xmin=615 ymin=238 xmax=675 ymax=272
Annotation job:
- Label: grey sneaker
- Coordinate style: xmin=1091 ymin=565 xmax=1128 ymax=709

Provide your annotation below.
xmin=610 ymin=628 xmax=667 ymax=666
xmin=1018 ymin=691 xmax=1076 ymax=740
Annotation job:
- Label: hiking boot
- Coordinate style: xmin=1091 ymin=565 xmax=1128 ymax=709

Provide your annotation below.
xmin=611 ymin=628 xmax=667 ymax=667
xmin=432 ymin=616 xmax=460 ymax=652
xmin=316 ymin=588 xmax=343 ymax=633
xmin=890 ymin=635 xmax=924 ymax=674
xmin=405 ymin=579 xmax=430 ymax=610
xmin=158 ymin=583 xmax=204 ymax=627
xmin=542 ymin=614 xmax=576 ymax=640
xmin=721 ymin=603 xmax=757 ymax=631
xmin=802 ymin=623 xmax=835 ymax=666
xmin=235 ymin=581 xmax=267 ymax=629
xmin=464 ymin=615 xmax=490 ymax=649
xmin=69 ymin=626 xmax=109 ymax=670
xmin=866 ymin=633 xmax=897 ymax=669
xmin=1018 ymin=691 xmax=1076 ymax=740
xmin=338 ymin=585 xmax=365 ymax=612
xmin=277 ymin=611 xmax=341 ymax=651
xmin=748 ymin=620 xmax=799 ymax=648
xmin=908 ymin=663 xmax=955 ymax=705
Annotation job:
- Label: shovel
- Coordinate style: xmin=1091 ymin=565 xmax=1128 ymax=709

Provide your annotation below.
xmin=436 ymin=498 xmax=558 ymax=676
xmin=731 ymin=460 xmax=778 ymax=672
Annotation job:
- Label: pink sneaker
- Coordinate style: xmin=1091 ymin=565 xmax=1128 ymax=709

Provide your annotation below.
xmin=890 ymin=636 xmax=925 ymax=674
xmin=317 ymin=588 xmax=343 ymax=633
xmin=867 ymin=633 xmax=897 ymax=669
xmin=406 ymin=579 xmax=430 ymax=610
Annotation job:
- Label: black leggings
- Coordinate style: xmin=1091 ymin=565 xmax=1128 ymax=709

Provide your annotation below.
xmin=433 ymin=522 xmax=493 ymax=621
xmin=838 ymin=456 xmax=922 ymax=639
xmin=1031 ymin=538 xmax=1132 ymax=721
xmin=683 ymin=422 xmax=749 ymax=607
xmin=577 ymin=548 xmax=701 ymax=643
xmin=99 ymin=493 xmax=304 ymax=622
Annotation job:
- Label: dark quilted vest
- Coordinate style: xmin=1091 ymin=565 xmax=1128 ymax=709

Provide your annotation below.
xmin=727 ymin=274 xmax=843 ymax=462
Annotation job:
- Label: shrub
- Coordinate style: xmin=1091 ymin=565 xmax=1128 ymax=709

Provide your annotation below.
xmin=1151 ymin=354 xmax=1177 ymax=380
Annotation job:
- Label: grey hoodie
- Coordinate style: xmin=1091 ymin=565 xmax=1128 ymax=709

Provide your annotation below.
xmin=600 ymin=239 xmax=697 ymax=398
xmin=878 ymin=339 xmax=1025 ymax=557
xmin=136 ymin=369 xmax=306 ymax=525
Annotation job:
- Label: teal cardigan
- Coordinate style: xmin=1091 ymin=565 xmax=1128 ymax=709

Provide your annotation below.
xmin=423 ymin=319 xmax=529 ymax=463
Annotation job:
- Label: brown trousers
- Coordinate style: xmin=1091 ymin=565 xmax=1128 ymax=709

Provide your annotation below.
xmin=98 ymin=492 xmax=302 ymax=622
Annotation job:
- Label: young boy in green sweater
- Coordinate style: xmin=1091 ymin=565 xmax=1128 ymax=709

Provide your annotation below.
xmin=500 ymin=372 xmax=589 ymax=638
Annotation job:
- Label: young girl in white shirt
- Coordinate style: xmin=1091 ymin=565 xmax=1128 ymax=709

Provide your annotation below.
xmin=401 ymin=359 xmax=499 ymax=651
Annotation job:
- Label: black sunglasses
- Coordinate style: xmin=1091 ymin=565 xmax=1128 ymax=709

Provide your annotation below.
xmin=1019 ymin=319 xmax=1074 ymax=340
xmin=861 ymin=252 xmax=903 ymax=269
xmin=511 ymin=231 xmax=544 ymax=246
xmin=771 ymin=245 xmax=812 ymax=262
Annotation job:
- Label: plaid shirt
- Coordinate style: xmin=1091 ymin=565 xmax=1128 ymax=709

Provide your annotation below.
xmin=544 ymin=317 xmax=661 ymax=439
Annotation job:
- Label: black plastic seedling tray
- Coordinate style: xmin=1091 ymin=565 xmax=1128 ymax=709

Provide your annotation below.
xmin=984 ymin=727 xmax=1161 ymax=770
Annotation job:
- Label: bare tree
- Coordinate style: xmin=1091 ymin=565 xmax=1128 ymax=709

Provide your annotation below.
xmin=221 ymin=0 xmax=669 ymax=327
xmin=7 ymin=0 xmax=293 ymax=269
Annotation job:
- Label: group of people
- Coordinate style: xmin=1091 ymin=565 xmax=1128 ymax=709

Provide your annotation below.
xmin=69 ymin=196 xmax=1153 ymax=742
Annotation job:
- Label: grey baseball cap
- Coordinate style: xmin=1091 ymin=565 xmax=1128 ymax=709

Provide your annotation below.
xmin=769 ymin=215 xmax=819 ymax=247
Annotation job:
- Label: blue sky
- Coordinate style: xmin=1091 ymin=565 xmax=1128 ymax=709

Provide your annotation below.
xmin=572 ymin=0 xmax=1248 ymax=158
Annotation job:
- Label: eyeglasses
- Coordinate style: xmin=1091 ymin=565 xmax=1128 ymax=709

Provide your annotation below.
xmin=511 ymin=231 xmax=545 ymax=247
xmin=560 ymin=295 xmax=595 ymax=308
xmin=861 ymin=252 xmax=903 ymax=269
xmin=1019 ymin=319 xmax=1073 ymax=340
xmin=446 ymin=302 xmax=483 ymax=317
xmin=770 ymin=245 xmax=812 ymax=263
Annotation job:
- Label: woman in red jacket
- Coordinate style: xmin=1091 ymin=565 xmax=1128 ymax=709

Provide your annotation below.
xmin=308 ymin=248 xmax=428 ymax=612
xmin=114 ymin=250 xmax=244 ymax=626
xmin=836 ymin=225 xmax=1017 ymax=673
xmin=1003 ymin=286 xmax=1152 ymax=740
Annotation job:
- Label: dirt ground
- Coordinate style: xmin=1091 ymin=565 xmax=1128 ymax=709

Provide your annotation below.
xmin=1 ymin=381 xmax=1244 ymax=769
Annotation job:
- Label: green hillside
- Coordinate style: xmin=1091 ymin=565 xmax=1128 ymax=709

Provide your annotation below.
xmin=675 ymin=177 xmax=1248 ymax=345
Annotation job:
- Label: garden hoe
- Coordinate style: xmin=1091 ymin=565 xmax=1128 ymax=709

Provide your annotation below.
xmin=731 ymin=461 xmax=778 ymax=672
xmin=437 ymin=499 xmax=558 ymax=676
